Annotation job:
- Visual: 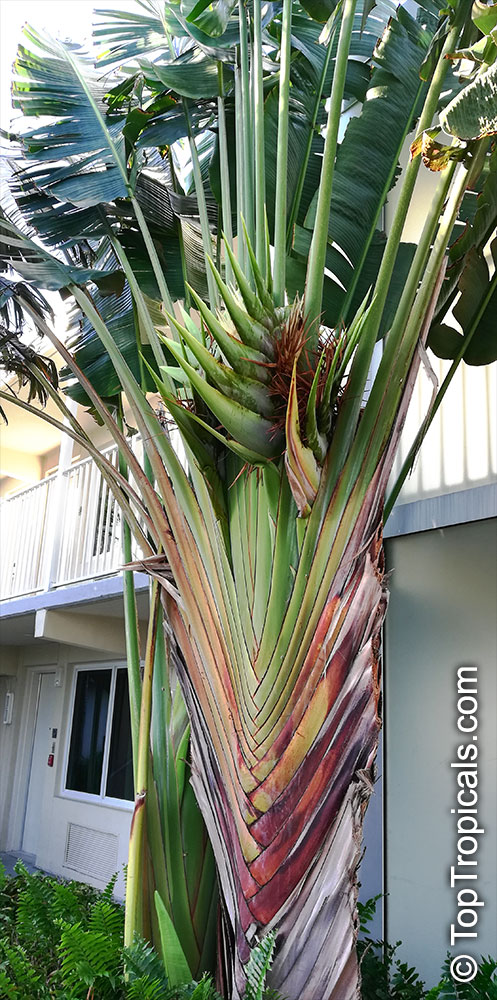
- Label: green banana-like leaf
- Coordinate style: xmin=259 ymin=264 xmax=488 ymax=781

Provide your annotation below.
xmin=142 ymin=52 xmax=232 ymax=100
xmin=0 ymin=218 xmax=121 ymax=293
xmin=93 ymin=5 xmax=168 ymax=67
xmin=472 ymin=0 xmax=497 ymax=36
xmin=61 ymin=285 xmax=169 ymax=402
xmin=428 ymin=241 xmax=497 ymax=366
xmin=13 ymin=27 xmax=129 ymax=204
xmin=432 ymin=146 xmax=497 ymax=333
xmin=299 ymin=0 xmax=340 ymax=25
xmin=440 ymin=61 xmax=497 ymax=140
xmin=136 ymin=102 xmax=216 ymax=147
xmin=185 ymin=0 xmax=238 ymax=38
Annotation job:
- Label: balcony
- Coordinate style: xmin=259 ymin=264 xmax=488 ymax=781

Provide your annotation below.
xmin=1 ymin=445 xmax=126 ymax=601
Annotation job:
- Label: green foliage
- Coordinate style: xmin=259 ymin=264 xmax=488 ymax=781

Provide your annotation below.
xmin=244 ymin=931 xmax=281 ymax=1000
xmin=358 ymin=898 xmax=497 ymax=1000
xmin=428 ymin=956 xmax=497 ymax=999
xmin=0 ymin=866 xmax=222 ymax=999
xmin=1 ymin=870 xmax=495 ymax=1000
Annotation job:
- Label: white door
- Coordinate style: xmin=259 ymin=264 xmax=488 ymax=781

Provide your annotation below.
xmin=22 ymin=672 xmax=57 ymax=857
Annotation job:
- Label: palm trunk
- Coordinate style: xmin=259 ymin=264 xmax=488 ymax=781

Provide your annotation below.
xmin=152 ymin=465 xmax=388 ymax=998
xmin=144 ymin=322 xmax=426 ymax=998
xmin=160 ymin=495 xmax=384 ymax=998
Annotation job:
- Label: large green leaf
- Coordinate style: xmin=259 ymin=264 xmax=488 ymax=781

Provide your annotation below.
xmin=287 ymin=230 xmax=416 ymax=336
xmin=185 ymin=0 xmax=238 ymax=38
xmin=154 ymin=891 xmax=192 ymax=986
xmin=428 ymin=242 xmax=497 ymax=366
xmin=12 ymin=28 xmax=129 ymax=205
xmin=299 ymin=0 xmax=340 ymax=25
xmin=440 ymin=60 xmax=497 ymax=140
xmin=142 ymin=51 xmax=232 ymax=100
xmin=61 ymin=284 xmax=171 ymax=401
xmin=93 ymin=5 xmax=168 ymax=66
xmin=433 ymin=145 xmax=497 ymax=327
xmin=0 ymin=218 xmax=120 ymax=292
xmin=136 ymin=102 xmax=216 ymax=147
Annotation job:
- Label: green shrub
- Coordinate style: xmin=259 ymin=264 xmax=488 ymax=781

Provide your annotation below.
xmin=358 ymin=896 xmax=497 ymax=1000
xmin=0 ymin=866 xmax=494 ymax=999
xmin=0 ymin=862 xmax=221 ymax=999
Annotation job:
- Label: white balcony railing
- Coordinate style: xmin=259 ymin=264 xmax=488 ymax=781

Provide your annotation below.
xmin=0 ymin=445 xmax=130 ymax=601
xmin=55 ymin=449 xmax=124 ymax=586
xmin=0 ymin=475 xmax=56 ymax=599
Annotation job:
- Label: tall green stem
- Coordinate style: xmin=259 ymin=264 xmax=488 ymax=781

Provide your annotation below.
xmin=303 ymin=0 xmax=357 ymax=334
xmin=217 ymin=65 xmax=234 ymax=287
xmin=184 ymin=102 xmax=218 ymax=310
xmin=131 ymin=197 xmax=175 ymax=319
xmin=367 ymin=17 xmax=463 ymax=343
xmin=384 ymin=251 xmax=497 ymax=520
xmin=239 ymin=0 xmax=254 ymax=252
xmin=124 ymin=579 xmax=161 ymax=950
xmin=118 ymin=401 xmax=142 ymax=781
xmin=286 ymin=34 xmax=333 ymax=253
xmin=356 ymin=152 xmax=484 ymax=478
xmin=253 ymin=0 xmax=266 ymax=274
xmin=273 ymin=0 xmax=293 ymax=306
xmin=331 ymin=16 xmax=466 ymax=454
xmin=382 ymin=158 xmax=458 ymax=350
xmin=235 ymin=61 xmax=247 ymax=274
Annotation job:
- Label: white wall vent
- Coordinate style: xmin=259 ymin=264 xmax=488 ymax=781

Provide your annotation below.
xmin=64 ymin=823 xmax=118 ymax=882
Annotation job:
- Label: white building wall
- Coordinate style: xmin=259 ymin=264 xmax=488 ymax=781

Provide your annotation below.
xmin=390 ymin=359 xmax=497 ymax=505
xmin=384 ymin=519 xmax=497 ymax=985
xmin=1 ymin=642 xmax=132 ymax=898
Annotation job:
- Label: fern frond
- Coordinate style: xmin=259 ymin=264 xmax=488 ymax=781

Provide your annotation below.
xmin=58 ymin=922 xmax=123 ymax=997
xmin=89 ymin=900 xmax=124 ymax=941
xmin=0 ymin=939 xmax=49 ymax=998
xmin=124 ymin=935 xmax=169 ymax=987
xmin=126 ymin=975 xmax=172 ymax=1000
xmin=243 ymin=931 xmax=277 ymax=1000
xmin=101 ymin=871 xmax=119 ymax=902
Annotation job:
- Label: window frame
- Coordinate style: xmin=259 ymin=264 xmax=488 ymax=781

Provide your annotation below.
xmin=61 ymin=662 xmax=134 ymax=810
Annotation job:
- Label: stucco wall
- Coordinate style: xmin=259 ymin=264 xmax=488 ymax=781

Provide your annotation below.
xmin=384 ymin=519 xmax=497 ymax=985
